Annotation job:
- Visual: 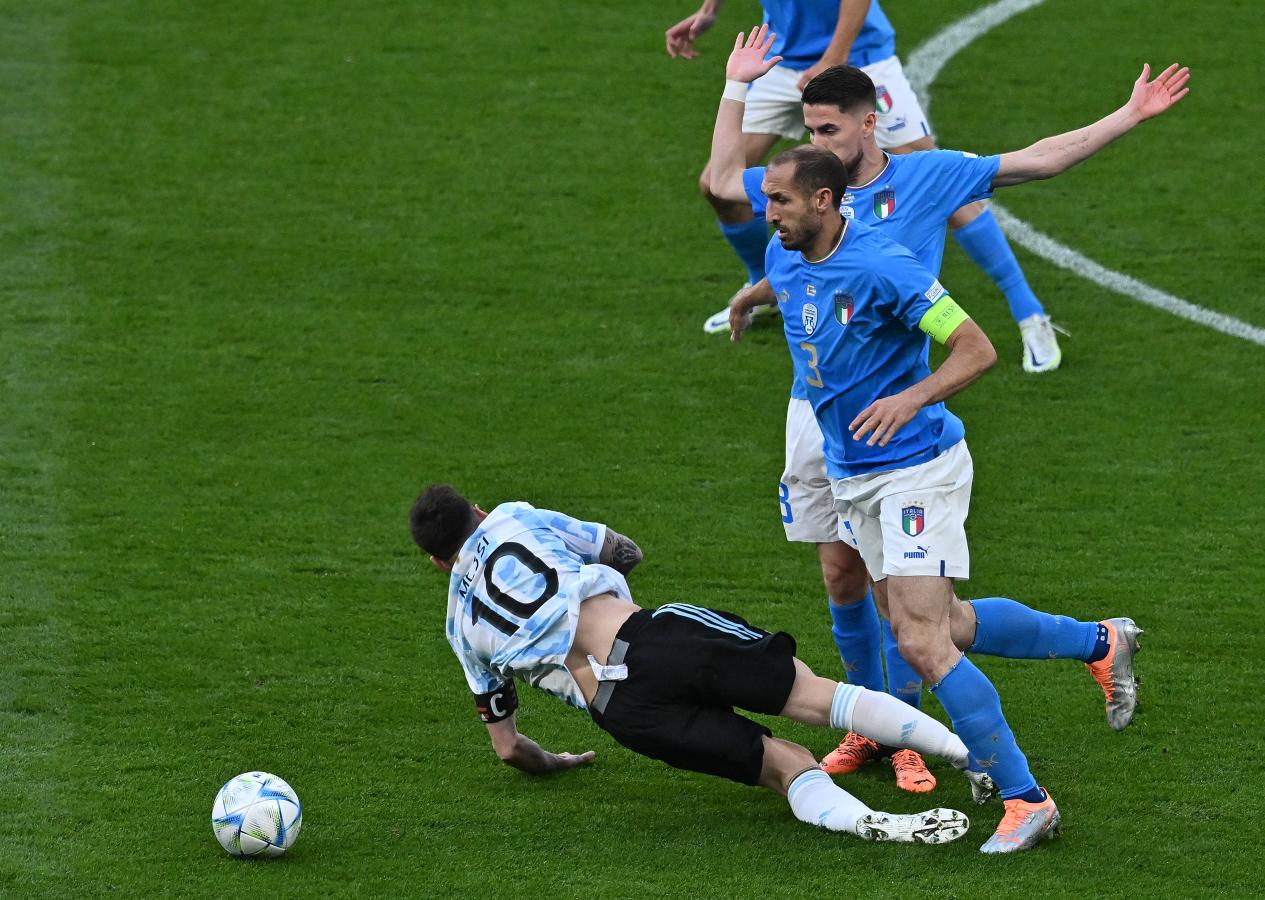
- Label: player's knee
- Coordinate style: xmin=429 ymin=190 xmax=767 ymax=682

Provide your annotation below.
xmin=821 ymin=558 xmax=868 ymax=604
xmin=892 ymin=627 xmax=944 ymax=680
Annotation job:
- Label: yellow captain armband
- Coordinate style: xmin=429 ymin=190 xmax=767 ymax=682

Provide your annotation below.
xmin=918 ymin=295 xmax=970 ymax=345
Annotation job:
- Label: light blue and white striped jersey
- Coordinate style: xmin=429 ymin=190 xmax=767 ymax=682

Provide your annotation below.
xmin=444 ymin=501 xmax=631 ymax=712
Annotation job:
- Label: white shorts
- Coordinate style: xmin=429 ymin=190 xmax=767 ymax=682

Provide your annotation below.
xmin=830 ymin=440 xmax=973 ymax=581
xmin=779 ymin=398 xmax=841 ymax=543
xmin=742 ymin=56 xmax=932 ymax=149
xmin=863 ymin=55 xmax=932 ymax=149
xmin=743 ymin=64 xmax=813 ymax=140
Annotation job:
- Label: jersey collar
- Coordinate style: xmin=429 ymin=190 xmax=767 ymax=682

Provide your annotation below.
xmin=850 ymin=152 xmax=892 ymax=190
xmin=803 ymin=217 xmax=849 ymax=265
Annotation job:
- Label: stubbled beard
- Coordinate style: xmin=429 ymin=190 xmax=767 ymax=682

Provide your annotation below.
xmin=781 ymin=219 xmax=820 ymax=252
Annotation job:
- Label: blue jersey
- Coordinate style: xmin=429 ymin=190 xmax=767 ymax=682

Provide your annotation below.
xmin=764 ymin=0 xmax=896 ymax=70
xmin=744 ymin=149 xmax=999 ymax=399
xmin=444 ymin=502 xmax=631 ymax=711
xmin=765 ymin=218 xmax=965 ymax=478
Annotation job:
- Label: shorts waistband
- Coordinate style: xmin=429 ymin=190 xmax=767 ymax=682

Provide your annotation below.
xmin=853 ymin=47 xmax=890 ymax=69
xmin=590 ymin=609 xmax=653 ymax=716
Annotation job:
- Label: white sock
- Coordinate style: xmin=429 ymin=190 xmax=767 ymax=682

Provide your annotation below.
xmin=829 ymin=683 xmax=969 ymax=769
xmin=787 ymin=768 xmax=871 ymax=834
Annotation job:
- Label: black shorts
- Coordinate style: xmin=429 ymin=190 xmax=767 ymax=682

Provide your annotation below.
xmin=588 ymin=604 xmax=798 ymax=786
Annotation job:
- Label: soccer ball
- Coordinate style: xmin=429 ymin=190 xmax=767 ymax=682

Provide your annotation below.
xmin=211 ymin=771 xmax=303 ymax=858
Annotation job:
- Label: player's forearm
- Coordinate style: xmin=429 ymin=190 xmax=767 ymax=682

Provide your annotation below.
xmin=709 ymin=88 xmax=750 ymax=202
xmin=816 ymin=0 xmax=868 ymax=66
xmin=995 ymin=105 xmax=1141 ymax=187
xmin=907 ymin=328 xmax=996 ymax=408
xmin=732 ymin=278 xmax=776 ymax=313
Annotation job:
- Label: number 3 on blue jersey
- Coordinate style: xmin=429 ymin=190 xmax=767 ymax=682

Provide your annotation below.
xmin=800 ymin=342 xmax=824 ymax=388
xmin=778 ymin=481 xmax=794 ymax=524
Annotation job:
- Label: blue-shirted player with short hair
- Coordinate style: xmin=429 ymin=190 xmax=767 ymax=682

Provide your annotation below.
xmin=668 ymin=0 xmax=1063 ymax=369
xmin=710 ymin=27 xmax=1177 ymax=783
xmin=750 ymin=141 xmax=1067 ymax=852
xmin=412 ymin=484 xmax=991 ymax=845
xmin=669 ymin=1 xmax=938 ymax=332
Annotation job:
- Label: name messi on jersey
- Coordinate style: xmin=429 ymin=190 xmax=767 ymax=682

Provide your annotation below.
xmin=456 ymin=534 xmax=492 ymax=603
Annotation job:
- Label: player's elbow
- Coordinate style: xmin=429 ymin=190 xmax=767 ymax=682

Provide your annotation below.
xmin=614 ymin=541 xmax=644 ymax=575
xmin=978 ymin=336 xmax=998 ymax=372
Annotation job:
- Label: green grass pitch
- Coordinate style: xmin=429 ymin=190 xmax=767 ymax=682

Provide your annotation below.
xmin=2 ymin=0 xmax=1263 ymax=895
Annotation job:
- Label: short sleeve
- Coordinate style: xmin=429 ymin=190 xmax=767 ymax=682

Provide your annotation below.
xmin=923 ymin=150 xmax=1001 ymax=215
xmin=873 ymin=242 xmax=951 ymax=332
xmin=743 ymin=166 xmax=769 ymax=216
xmin=448 ymin=627 xmax=506 ymax=696
xmin=537 ymin=509 xmax=607 ymax=564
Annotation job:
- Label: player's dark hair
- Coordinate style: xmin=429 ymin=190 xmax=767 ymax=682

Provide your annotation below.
xmin=410 ymin=484 xmax=477 ymax=560
xmin=769 ymin=145 xmax=848 ymax=209
xmin=801 ymin=64 xmax=876 ymax=115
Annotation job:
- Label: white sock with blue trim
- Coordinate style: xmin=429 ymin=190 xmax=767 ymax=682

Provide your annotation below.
xmin=830 ymin=683 xmax=969 ymax=768
xmin=787 ymin=768 xmax=871 ymax=834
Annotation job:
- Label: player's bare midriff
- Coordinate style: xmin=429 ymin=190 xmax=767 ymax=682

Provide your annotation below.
xmin=565 ymin=592 xmax=641 ymax=705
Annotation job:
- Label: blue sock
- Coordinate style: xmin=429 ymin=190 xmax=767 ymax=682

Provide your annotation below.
xmin=952 ymin=208 xmax=1044 ymax=322
xmin=880 ymin=618 xmax=922 ymax=708
xmin=930 ymin=656 xmax=1039 ymax=800
xmin=718 ymin=217 xmax=768 ymax=285
xmin=828 ymin=593 xmax=884 ymax=692
xmin=970 ymin=597 xmax=1105 ymax=662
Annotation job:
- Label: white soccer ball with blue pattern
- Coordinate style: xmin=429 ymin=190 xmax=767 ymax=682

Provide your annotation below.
xmin=211 ymin=771 xmax=303 ymax=858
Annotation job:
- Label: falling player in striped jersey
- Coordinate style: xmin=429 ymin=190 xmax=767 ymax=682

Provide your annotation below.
xmin=412 ymin=484 xmax=996 ymax=844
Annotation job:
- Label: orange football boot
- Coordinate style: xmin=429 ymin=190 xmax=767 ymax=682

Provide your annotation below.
xmin=820 ymin=733 xmax=883 ymax=775
xmin=891 ymin=749 xmax=937 ymax=793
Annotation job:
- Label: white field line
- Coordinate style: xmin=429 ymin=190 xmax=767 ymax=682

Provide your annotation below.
xmin=905 ymin=0 xmax=1265 ymax=347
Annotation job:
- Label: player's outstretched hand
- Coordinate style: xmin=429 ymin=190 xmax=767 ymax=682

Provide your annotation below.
xmin=666 ymin=9 xmax=717 ymax=59
xmin=1127 ymin=63 xmax=1190 ymax=121
xmin=849 ymin=392 xmax=921 ymax=447
xmin=727 ymin=24 xmax=783 ymax=84
xmin=552 ymin=750 xmax=596 ymax=770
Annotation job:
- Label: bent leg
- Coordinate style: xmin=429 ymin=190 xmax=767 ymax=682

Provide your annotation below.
xmin=888 ymin=575 xmax=1041 ymax=801
xmin=778 ymin=658 xmax=968 ymax=769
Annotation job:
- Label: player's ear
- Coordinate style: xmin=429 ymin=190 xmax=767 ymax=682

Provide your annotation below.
xmin=431 ymin=555 xmax=454 ymax=574
xmin=473 ymin=504 xmax=489 ymax=522
xmin=816 ymin=186 xmax=834 ymax=213
xmin=861 ymin=109 xmax=877 ymax=135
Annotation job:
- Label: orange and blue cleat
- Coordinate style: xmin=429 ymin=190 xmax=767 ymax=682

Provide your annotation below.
xmin=980 ymin=789 xmax=1061 ymax=854
xmin=1086 ymin=617 xmax=1144 ymax=731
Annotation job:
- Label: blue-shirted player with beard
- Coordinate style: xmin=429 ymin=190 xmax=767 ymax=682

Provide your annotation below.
xmin=709 ymin=27 xmax=1176 ymax=785
xmin=750 ymin=142 xmax=1067 ymax=853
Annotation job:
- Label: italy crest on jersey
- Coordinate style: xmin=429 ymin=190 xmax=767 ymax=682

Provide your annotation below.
xmin=902 ymin=505 xmax=925 ymax=537
xmin=833 ymin=291 xmax=854 ymax=325
xmin=875 ymin=85 xmax=893 ymax=114
xmin=802 ymin=303 xmax=819 ymax=335
xmin=874 ymin=189 xmax=896 ymax=219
